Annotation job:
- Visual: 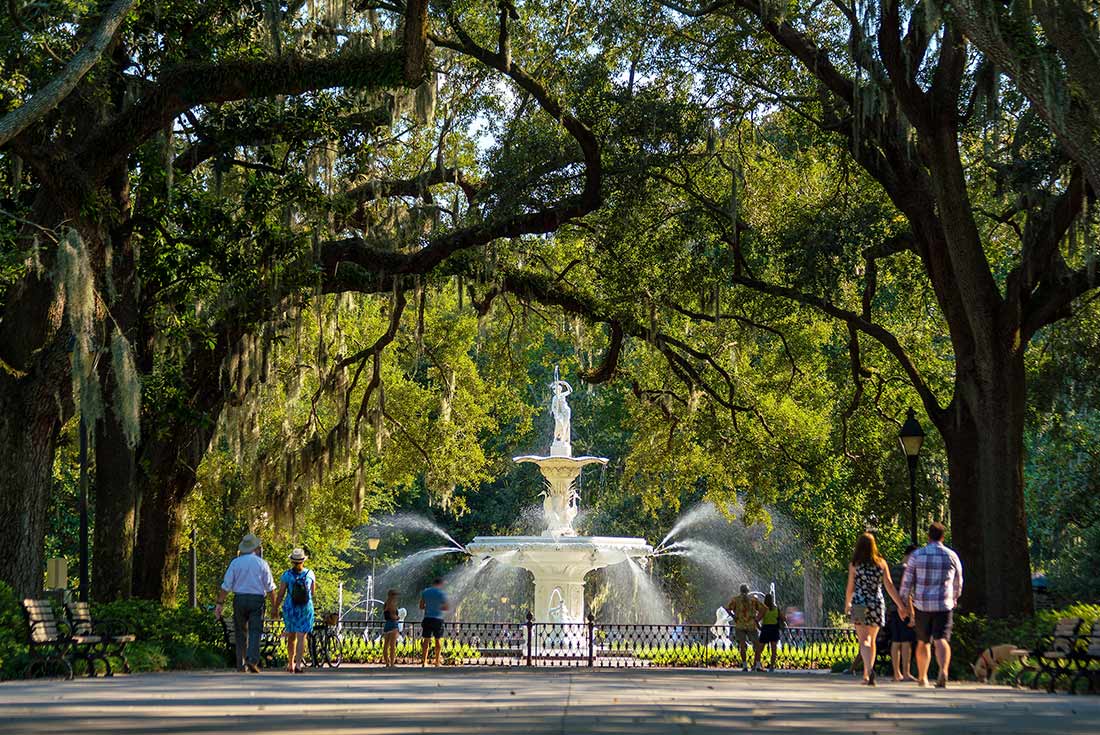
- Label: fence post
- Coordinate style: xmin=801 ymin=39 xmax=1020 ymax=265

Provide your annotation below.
xmin=525 ymin=611 xmax=533 ymax=667
xmin=587 ymin=614 xmax=595 ymax=667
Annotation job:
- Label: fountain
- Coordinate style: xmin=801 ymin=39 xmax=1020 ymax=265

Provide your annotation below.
xmin=466 ymin=368 xmax=653 ymax=622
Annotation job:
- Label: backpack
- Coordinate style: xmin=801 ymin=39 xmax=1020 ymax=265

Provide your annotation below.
xmin=289 ymin=569 xmax=310 ymax=606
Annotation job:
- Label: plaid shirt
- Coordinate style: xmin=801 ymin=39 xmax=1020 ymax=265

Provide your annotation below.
xmin=899 ymin=541 xmax=963 ymax=612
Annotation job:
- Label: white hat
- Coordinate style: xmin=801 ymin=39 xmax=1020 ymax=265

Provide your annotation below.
xmin=238 ymin=534 xmax=261 ymax=553
xmin=289 ymin=548 xmax=308 ymax=562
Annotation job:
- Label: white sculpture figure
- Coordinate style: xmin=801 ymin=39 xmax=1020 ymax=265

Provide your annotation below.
xmin=710 ymin=606 xmax=733 ymax=650
xmin=542 ymin=490 xmax=563 ymax=534
xmin=550 ymin=367 xmax=573 ymax=454
xmin=547 ymin=588 xmax=570 ymax=624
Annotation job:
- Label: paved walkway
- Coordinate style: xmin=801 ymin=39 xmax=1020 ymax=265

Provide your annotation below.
xmin=1 ymin=667 xmax=1096 ymax=734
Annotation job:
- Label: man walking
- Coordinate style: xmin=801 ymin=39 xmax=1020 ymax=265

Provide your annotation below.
xmin=214 ymin=533 xmax=276 ymax=673
xmin=898 ymin=522 xmax=963 ymax=688
xmin=419 ymin=577 xmax=449 ymax=666
xmin=727 ymin=584 xmax=766 ymax=672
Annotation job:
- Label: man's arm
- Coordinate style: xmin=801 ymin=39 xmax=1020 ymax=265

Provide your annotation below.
xmin=952 ymin=552 xmax=963 ymax=606
xmin=898 ymin=557 xmax=914 ymax=604
xmin=213 ymin=563 xmax=235 ymax=618
xmin=264 ymin=567 xmax=277 ymax=616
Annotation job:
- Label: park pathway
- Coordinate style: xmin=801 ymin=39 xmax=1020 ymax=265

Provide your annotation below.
xmin=1 ymin=667 xmax=1096 ymax=733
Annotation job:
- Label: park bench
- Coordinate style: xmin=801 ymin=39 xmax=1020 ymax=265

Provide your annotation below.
xmin=21 ymin=598 xmax=108 ymax=679
xmin=1069 ymin=620 xmax=1100 ymax=695
xmin=218 ymin=615 xmax=283 ymax=669
xmin=65 ymin=600 xmax=135 ymax=675
xmin=1016 ymin=617 xmax=1085 ymax=691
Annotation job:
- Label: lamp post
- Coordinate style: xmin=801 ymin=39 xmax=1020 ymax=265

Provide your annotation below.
xmin=78 ymin=416 xmax=89 ymax=602
xmin=367 ymin=536 xmax=380 ymax=619
xmin=898 ymin=407 xmax=925 ymax=547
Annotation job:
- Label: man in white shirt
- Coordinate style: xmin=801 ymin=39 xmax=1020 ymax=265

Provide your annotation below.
xmin=214 ymin=533 xmax=276 ymax=672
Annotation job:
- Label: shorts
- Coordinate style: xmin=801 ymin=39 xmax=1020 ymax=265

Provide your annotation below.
xmin=383 ymin=621 xmax=399 ymax=633
xmin=759 ymin=624 xmax=781 ymax=644
xmin=888 ymin=610 xmax=916 ymax=644
xmin=913 ymin=609 xmax=953 ymax=643
xmin=735 ymin=627 xmax=759 ymax=645
xmin=421 ymin=617 xmax=444 ymax=639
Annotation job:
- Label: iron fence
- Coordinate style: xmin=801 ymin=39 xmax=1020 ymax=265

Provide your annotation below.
xmin=302 ymin=615 xmax=859 ymax=669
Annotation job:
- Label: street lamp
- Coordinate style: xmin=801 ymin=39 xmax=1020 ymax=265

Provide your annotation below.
xmin=367 ymin=536 xmax=380 ymax=619
xmin=898 ymin=407 xmax=925 ymax=546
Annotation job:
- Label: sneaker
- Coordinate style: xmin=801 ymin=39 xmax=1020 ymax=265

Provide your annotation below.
xmin=742 ymin=665 xmax=750 ymax=672
xmin=247 ymin=663 xmax=261 ymax=674
xmin=754 ymin=665 xmax=765 ymax=673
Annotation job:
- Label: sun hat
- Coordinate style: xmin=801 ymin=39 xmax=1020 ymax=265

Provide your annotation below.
xmin=238 ymin=533 xmax=262 ymax=553
xmin=289 ymin=548 xmax=308 ymax=562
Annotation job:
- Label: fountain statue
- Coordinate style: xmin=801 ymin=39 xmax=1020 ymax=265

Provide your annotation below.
xmin=467 ymin=368 xmax=653 ymax=622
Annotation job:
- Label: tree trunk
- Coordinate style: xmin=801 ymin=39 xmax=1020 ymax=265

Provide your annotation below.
xmin=90 ymin=164 xmax=138 ymax=601
xmin=92 ymin=396 xmax=136 ymax=600
xmin=939 ymin=347 xmax=1033 ymax=618
xmin=0 ymin=340 xmax=68 ymax=597
xmin=131 ymin=470 xmax=193 ymax=604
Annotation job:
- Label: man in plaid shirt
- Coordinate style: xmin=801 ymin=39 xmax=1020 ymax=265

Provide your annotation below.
xmin=899 ymin=522 xmax=963 ymax=688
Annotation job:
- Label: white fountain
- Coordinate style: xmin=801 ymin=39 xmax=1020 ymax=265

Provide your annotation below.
xmin=467 ymin=368 xmax=653 ymax=622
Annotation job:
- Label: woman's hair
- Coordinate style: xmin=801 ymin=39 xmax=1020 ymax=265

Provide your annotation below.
xmin=764 ymin=593 xmax=774 ymax=608
xmin=850 ymin=532 xmax=883 ymax=566
xmin=386 ymin=589 xmax=398 ymax=599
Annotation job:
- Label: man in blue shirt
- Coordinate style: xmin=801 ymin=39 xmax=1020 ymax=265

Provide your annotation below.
xmin=419 ymin=578 xmax=449 ymax=666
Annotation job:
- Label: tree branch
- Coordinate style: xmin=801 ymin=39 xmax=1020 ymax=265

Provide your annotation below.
xmin=0 ymin=0 xmax=137 ymax=149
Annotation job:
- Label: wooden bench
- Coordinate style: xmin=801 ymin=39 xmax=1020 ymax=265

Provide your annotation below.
xmin=66 ymin=601 xmax=135 ymax=675
xmin=22 ymin=599 xmax=108 ymax=679
xmin=218 ymin=615 xmax=283 ymax=669
xmin=1017 ymin=617 xmax=1085 ymax=691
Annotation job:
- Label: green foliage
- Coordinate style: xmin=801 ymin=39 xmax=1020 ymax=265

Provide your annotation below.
xmin=950 ymin=604 xmax=1100 ymax=683
xmin=91 ymin=599 xmax=223 ymax=649
xmin=0 ymin=582 xmax=29 ymax=680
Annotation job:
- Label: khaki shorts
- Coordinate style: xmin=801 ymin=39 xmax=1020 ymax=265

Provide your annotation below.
xmin=735 ymin=627 xmax=759 ymax=644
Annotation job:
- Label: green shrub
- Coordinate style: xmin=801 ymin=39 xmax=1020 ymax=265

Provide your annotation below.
xmin=949 ymin=604 xmax=1100 ymax=683
xmin=125 ymin=642 xmax=169 ymax=672
xmin=0 ymin=581 xmax=29 ymax=680
xmin=91 ymin=600 xmax=223 ymax=649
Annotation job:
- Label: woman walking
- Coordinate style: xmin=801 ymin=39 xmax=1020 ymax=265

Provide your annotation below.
xmin=758 ymin=593 xmax=786 ymax=671
xmin=275 ymin=548 xmax=316 ymax=673
xmin=382 ymin=589 xmax=400 ymax=667
xmin=844 ymin=532 xmax=904 ymax=686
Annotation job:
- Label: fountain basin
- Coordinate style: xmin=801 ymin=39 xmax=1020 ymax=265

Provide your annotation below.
xmin=467 ymin=535 xmax=653 ymax=622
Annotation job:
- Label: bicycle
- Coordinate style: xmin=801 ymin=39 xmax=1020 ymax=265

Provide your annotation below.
xmin=308 ymin=612 xmax=343 ymax=668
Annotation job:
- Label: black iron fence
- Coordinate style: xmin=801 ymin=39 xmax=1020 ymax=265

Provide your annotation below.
xmin=301 ymin=615 xmax=858 ymax=669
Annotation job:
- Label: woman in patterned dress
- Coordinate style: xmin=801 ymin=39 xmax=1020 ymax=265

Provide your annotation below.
xmin=274 ymin=548 xmax=316 ymax=673
xmin=844 ymin=532 xmax=904 ymax=686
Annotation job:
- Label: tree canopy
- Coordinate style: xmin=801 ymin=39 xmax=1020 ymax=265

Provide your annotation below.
xmin=2 ymin=0 xmax=1098 ymax=618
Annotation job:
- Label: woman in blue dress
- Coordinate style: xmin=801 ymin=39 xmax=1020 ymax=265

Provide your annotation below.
xmin=275 ymin=548 xmax=315 ymax=673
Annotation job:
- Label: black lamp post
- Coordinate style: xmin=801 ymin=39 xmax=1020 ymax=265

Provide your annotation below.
xmin=78 ymin=416 xmax=89 ymax=602
xmin=898 ymin=408 xmax=925 ymax=546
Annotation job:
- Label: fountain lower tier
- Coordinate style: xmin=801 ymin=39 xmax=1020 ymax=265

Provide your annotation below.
xmin=466 ymin=536 xmax=653 ymax=623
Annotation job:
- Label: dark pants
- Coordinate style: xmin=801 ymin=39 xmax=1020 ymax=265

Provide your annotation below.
xmin=233 ymin=593 xmax=265 ymax=667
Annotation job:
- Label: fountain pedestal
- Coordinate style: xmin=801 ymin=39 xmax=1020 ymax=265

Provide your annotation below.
xmin=465 ymin=536 xmax=653 ymax=623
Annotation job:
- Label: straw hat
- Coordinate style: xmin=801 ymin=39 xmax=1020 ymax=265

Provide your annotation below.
xmin=238 ymin=533 xmax=262 ymax=553
xmin=289 ymin=548 xmax=308 ymax=562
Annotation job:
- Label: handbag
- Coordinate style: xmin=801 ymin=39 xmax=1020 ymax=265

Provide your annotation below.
xmin=850 ymin=603 xmax=869 ymax=623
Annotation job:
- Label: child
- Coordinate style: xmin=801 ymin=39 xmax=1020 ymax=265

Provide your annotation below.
xmin=759 ymin=593 xmax=786 ymax=671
